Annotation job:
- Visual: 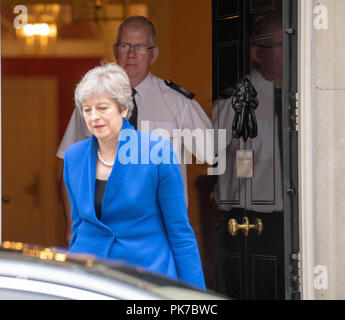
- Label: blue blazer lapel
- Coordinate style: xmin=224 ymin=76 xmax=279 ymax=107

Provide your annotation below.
xmin=78 ymin=135 xmax=99 ymax=224
xmin=71 ymin=135 xmax=100 ymax=225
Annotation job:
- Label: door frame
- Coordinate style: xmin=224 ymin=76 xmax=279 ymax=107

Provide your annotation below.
xmin=282 ymin=0 xmax=301 ymax=300
xmin=282 ymin=0 xmax=318 ymax=301
xmin=298 ymin=0 xmax=315 ymax=300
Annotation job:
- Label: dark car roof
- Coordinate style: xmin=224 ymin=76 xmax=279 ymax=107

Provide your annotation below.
xmin=0 ymin=241 xmax=226 ymax=300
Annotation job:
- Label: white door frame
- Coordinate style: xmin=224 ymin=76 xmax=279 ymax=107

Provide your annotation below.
xmin=298 ymin=0 xmax=315 ymax=300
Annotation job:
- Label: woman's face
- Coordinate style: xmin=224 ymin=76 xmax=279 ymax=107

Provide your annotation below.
xmin=81 ymin=93 xmax=128 ymax=143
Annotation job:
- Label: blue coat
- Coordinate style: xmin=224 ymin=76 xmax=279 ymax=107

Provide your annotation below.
xmin=64 ymin=120 xmax=206 ymax=290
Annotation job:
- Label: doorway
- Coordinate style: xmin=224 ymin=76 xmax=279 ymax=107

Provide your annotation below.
xmin=1 ymin=77 xmax=62 ymax=246
xmin=1 ymin=58 xmax=101 ymax=247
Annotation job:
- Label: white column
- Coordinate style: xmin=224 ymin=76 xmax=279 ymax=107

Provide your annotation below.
xmin=298 ymin=0 xmax=315 ymax=300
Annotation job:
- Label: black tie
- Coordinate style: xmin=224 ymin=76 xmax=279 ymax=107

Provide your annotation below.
xmin=129 ymin=88 xmax=138 ymax=130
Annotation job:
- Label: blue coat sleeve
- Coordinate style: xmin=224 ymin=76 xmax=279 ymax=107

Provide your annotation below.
xmin=63 ymin=148 xmax=82 ymax=248
xmin=156 ymin=141 xmax=206 ymax=291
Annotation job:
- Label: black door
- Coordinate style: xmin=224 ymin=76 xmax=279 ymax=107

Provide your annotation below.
xmin=211 ymin=0 xmax=299 ymax=300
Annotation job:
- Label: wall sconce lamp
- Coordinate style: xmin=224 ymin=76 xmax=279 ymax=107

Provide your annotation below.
xmin=15 ymin=3 xmax=60 ymax=50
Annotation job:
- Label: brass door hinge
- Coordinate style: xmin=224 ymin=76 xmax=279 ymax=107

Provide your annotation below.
xmin=288 ymin=252 xmax=301 ymax=299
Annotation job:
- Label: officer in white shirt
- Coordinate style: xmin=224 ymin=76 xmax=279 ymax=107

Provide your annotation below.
xmin=57 ymin=16 xmax=212 ymax=242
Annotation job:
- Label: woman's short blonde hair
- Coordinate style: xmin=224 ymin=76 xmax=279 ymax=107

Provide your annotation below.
xmin=75 ymin=62 xmax=134 ymax=119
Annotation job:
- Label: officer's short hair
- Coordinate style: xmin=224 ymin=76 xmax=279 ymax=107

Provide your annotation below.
xmin=117 ymin=16 xmax=156 ymax=46
xmin=74 ymin=62 xmax=134 ymax=119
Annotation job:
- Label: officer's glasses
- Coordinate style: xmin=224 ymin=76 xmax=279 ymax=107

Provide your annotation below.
xmin=116 ymin=43 xmax=155 ymax=54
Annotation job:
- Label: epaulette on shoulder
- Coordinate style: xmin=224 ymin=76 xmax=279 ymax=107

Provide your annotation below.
xmin=164 ymin=80 xmax=195 ymax=100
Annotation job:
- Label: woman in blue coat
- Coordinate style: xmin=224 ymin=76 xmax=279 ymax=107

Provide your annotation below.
xmin=63 ymin=63 xmax=206 ymax=290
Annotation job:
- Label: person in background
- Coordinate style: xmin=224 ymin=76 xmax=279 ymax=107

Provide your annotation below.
xmin=64 ymin=62 xmax=206 ymax=291
xmin=57 ymin=16 xmax=213 ymax=243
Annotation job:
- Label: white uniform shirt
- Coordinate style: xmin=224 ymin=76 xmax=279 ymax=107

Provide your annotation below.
xmin=57 ymin=73 xmax=213 ymax=203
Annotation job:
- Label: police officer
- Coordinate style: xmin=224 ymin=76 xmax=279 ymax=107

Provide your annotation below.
xmin=57 ymin=16 xmax=212 ymax=243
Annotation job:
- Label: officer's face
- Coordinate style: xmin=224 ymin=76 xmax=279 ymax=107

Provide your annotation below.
xmin=114 ymin=27 xmax=159 ymax=88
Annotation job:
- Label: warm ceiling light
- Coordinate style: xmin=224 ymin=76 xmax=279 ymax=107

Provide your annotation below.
xmin=23 ymin=23 xmax=50 ymax=36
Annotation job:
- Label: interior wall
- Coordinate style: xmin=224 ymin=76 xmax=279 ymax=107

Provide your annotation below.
xmin=171 ymin=0 xmax=212 ymax=119
xmin=152 ymin=0 xmax=212 ymax=117
xmin=150 ymin=0 xmax=172 ymax=80
xmin=2 ymin=58 xmax=102 ymax=149
xmin=170 ymin=0 xmax=213 ymax=273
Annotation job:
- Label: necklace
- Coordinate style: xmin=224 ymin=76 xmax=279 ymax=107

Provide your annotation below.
xmin=97 ymin=150 xmax=114 ymax=167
